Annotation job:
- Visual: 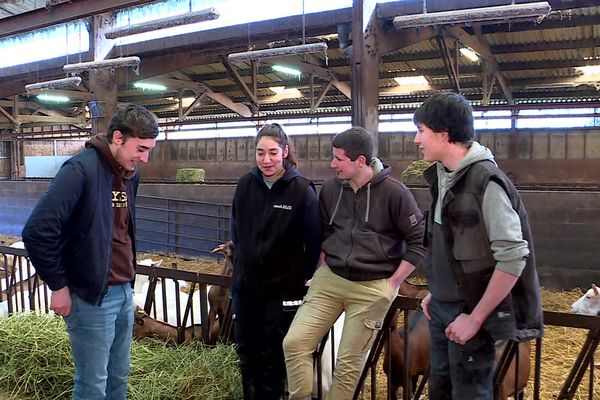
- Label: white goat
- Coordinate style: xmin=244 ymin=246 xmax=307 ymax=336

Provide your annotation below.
xmin=312 ymin=312 xmax=344 ymax=398
xmin=133 ymin=258 xmax=205 ymax=327
xmin=133 ymin=258 xmax=163 ymax=294
xmin=571 ymin=284 xmax=600 ymax=316
xmin=1 ymin=241 xmax=30 ymax=291
xmin=1 ymin=241 xmax=49 ymax=317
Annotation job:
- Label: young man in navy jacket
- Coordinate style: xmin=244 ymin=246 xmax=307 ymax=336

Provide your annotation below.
xmin=22 ymin=104 xmax=158 ymax=400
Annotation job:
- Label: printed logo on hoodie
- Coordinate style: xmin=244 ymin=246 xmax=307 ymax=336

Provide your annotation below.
xmin=273 ymin=204 xmax=292 ymax=211
xmin=112 ymin=191 xmax=128 ymax=208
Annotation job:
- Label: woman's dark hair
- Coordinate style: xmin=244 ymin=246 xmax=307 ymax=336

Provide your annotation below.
xmin=107 ymin=103 xmax=159 ymax=142
xmin=255 ymin=123 xmax=297 ymax=167
xmin=413 ymin=92 xmax=474 ymax=144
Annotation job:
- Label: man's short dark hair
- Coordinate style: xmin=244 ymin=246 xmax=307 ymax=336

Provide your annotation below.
xmin=332 ymin=127 xmax=373 ymax=161
xmin=413 ymin=92 xmax=474 ymax=144
xmin=107 ymin=104 xmax=159 ymax=142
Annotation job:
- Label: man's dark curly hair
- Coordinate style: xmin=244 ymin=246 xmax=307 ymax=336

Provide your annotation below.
xmin=413 ymin=92 xmax=474 ymax=144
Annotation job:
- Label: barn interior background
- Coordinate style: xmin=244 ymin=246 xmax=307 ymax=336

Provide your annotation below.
xmin=0 ymin=2 xmax=598 ymax=287
xmin=1 ymin=2 xmax=600 ymax=399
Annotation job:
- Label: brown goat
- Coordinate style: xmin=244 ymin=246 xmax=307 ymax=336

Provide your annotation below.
xmin=384 ymin=309 xmax=531 ymax=400
xmin=207 ymin=241 xmax=233 ymax=343
xmin=384 ymin=309 xmax=430 ymax=400
xmin=133 ymin=306 xmax=219 ymax=344
xmin=496 ymin=340 xmax=531 ymax=400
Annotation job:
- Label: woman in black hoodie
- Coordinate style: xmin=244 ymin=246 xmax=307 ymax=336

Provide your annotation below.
xmin=230 ymin=123 xmax=322 ymax=400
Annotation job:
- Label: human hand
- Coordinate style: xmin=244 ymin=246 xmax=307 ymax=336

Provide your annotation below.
xmin=445 ymin=313 xmax=481 ymax=345
xmin=388 ymin=275 xmax=402 ymax=294
xmin=421 ymin=292 xmax=432 ymax=320
xmin=50 ymin=287 xmax=72 ymax=317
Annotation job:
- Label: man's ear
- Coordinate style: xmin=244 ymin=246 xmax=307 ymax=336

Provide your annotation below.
xmin=356 ymin=154 xmax=368 ymax=167
xmin=112 ymin=130 xmax=124 ymax=145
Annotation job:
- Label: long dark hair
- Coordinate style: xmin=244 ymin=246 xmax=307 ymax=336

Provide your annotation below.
xmin=255 ymin=123 xmax=298 ymax=168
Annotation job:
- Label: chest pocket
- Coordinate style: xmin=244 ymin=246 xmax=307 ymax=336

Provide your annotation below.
xmin=449 ymin=203 xmax=494 ymax=273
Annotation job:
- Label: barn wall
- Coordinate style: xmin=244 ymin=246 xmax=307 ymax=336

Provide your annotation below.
xmin=0 ymin=180 xmax=598 ymax=290
xmin=138 ymin=128 xmax=600 ymax=185
xmin=0 ymin=141 xmax=10 ymax=179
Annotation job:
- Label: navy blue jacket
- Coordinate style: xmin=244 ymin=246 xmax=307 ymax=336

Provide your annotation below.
xmin=231 ymin=165 xmax=322 ymax=298
xmin=22 ymin=147 xmax=138 ymax=305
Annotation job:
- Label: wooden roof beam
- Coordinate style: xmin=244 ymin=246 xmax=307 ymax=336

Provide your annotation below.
xmin=147 ymin=76 xmax=252 ymax=118
xmin=178 ymin=92 xmax=207 ymax=121
xmin=268 ymin=56 xmax=351 ymax=99
xmin=312 ymin=79 xmax=335 ymax=111
xmin=222 ymin=59 xmax=259 ymax=106
xmin=0 ymin=106 xmax=17 ymax=125
xmin=448 ymin=26 xmax=514 ymax=105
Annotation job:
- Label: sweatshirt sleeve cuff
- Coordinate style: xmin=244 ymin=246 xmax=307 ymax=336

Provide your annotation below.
xmin=496 ymin=259 xmax=526 ymax=277
xmin=45 ymin=277 xmax=68 ymax=292
xmin=403 ymin=252 xmax=425 ymax=269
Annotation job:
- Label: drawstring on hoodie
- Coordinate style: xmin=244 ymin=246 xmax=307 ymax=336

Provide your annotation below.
xmin=365 ymin=182 xmax=371 ymax=222
xmin=329 ymin=157 xmax=382 ymax=225
xmin=328 ymin=181 xmax=372 ymax=224
xmin=328 ymin=186 xmax=344 ymax=225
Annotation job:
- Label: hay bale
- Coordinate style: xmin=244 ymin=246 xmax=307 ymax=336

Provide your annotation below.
xmin=402 ymin=160 xmax=433 ymax=185
xmin=0 ymin=314 xmax=242 ymax=400
xmin=176 ymin=168 xmax=205 ymax=183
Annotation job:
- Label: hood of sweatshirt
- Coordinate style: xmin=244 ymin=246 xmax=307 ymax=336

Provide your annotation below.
xmin=434 ymin=141 xmax=495 ymax=223
xmin=86 ymin=135 xmax=136 ymax=180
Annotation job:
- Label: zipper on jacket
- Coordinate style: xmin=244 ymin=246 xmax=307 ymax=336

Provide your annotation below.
xmin=344 ymin=191 xmax=360 ymax=280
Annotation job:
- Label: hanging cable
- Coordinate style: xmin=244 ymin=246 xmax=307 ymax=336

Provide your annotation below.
xmin=302 ymin=0 xmax=306 ymax=45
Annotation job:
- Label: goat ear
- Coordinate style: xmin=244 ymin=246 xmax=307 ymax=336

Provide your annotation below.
xmin=593 ymin=284 xmax=599 ymax=295
xmin=210 ymin=244 xmax=224 ymax=253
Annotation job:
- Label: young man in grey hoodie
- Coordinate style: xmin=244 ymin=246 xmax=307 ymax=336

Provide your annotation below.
xmin=283 ymin=127 xmax=426 ymax=399
xmin=414 ymin=92 xmax=543 ymax=399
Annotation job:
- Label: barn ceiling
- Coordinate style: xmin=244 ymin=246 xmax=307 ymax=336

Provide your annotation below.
xmin=0 ymin=0 xmax=599 ymax=134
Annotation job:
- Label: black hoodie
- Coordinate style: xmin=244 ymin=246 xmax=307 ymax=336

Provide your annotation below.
xmin=231 ymin=165 xmax=322 ymax=298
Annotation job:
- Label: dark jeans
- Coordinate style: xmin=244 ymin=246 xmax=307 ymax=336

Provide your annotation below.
xmin=428 ymin=297 xmax=496 ymax=400
xmin=232 ymin=288 xmax=297 ymax=400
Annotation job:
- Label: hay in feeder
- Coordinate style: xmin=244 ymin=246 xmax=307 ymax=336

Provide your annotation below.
xmin=175 ymin=168 xmax=205 ymax=183
xmin=402 ymin=160 xmax=432 ymax=185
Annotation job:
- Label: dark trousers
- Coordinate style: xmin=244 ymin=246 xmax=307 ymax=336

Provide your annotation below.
xmin=428 ymin=298 xmax=496 ymax=400
xmin=232 ymin=288 xmax=296 ymax=400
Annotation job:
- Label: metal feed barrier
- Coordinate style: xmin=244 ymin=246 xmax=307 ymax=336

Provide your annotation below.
xmin=3 ymin=243 xmax=600 ymax=399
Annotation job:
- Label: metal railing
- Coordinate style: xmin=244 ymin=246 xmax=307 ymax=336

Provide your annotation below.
xmin=3 ymin=243 xmax=600 ymax=399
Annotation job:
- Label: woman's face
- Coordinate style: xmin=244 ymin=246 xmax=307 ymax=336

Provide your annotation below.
xmin=255 ymin=136 xmax=288 ymax=178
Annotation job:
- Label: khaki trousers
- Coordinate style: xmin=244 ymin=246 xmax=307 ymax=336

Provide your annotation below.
xmin=283 ymin=266 xmax=396 ymax=399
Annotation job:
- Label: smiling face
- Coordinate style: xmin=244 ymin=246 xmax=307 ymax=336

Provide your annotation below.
xmin=330 ymin=147 xmax=362 ymax=181
xmin=413 ymin=123 xmax=447 ymax=163
xmin=255 ymin=136 xmax=288 ymax=179
xmin=111 ymin=130 xmax=156 ymax=171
